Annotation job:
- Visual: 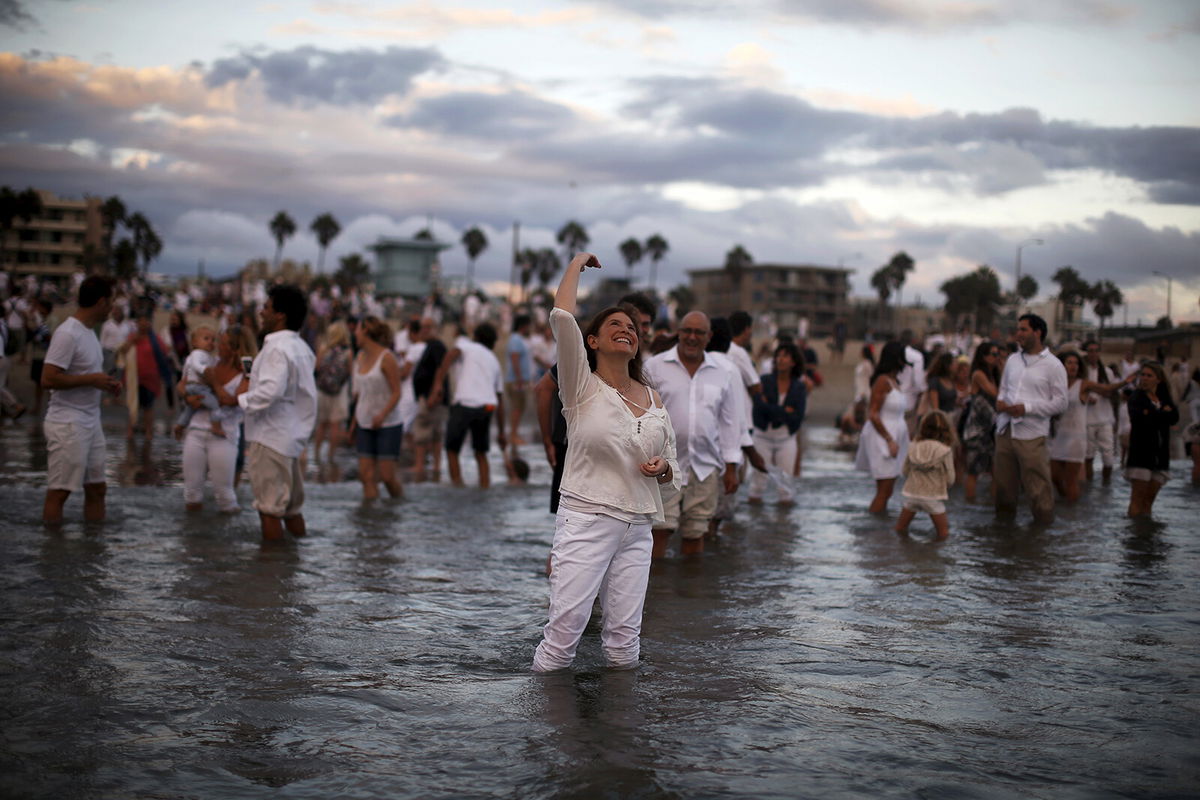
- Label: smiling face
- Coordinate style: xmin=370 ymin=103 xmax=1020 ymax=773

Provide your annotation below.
xmin=676 ymin=311 xmax=711 ymax=363
xmin=587 ymin=311 xmax=638 ymax=359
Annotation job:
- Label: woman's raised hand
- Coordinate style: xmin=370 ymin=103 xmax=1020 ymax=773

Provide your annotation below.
xmin=570 ymin=252 xmax=601 ymax=273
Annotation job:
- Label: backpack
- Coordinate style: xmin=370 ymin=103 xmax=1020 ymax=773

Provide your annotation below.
xmin=315 ymin=345 xmax=350 ymax=395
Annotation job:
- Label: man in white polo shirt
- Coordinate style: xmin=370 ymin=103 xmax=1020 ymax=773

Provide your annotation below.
xmin=994 ymin=313 xmax=1068 ymax=524
xmin=41 ymin=276 xmax=121 ymax=525
xmin=238 ymin=284 xmax=317 ymax=542
xmin=429 ymin=321 xmax=507 ymax=488
xmin=645 ymin=310 xmax=743 ymax=557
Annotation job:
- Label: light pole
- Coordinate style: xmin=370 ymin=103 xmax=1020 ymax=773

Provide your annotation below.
xmin=1152 ymin=270 xmax=1172 ymax=325
xmin=1014 ymin=238 xmax=1043 ymax=303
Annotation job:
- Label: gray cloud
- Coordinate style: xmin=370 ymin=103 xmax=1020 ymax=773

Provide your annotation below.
xmin=0 ymin=0 xmax=34 ymax=28
xmin=205 ymin=45 xmax=444 ymax=105
xmin=388 ymin=90 xmax=578 ymax=140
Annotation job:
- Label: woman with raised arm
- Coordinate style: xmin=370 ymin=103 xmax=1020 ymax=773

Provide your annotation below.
xmin=532 ymin=252 xmax=679 ymax=673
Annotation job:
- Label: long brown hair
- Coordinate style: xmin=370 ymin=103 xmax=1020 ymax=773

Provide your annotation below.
xmin=583 ymin=304 xmax=647 ymax=385
xmin=360 ymin=316 xmax=392 ymax=347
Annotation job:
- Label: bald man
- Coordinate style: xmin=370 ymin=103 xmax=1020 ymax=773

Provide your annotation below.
xmin=644 ymin=311 xmax=743 ymax=557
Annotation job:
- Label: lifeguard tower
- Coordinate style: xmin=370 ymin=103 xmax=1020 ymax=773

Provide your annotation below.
xmin=369 ymin=237 xmax=451 ymax=299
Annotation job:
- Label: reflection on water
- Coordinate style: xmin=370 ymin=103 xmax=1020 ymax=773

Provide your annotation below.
xmin=1 ymin=421 xmax=1197 ymax=798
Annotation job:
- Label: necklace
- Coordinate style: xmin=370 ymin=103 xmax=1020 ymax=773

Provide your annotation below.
xmin=596 ymin=371 xmax=651 ymax=434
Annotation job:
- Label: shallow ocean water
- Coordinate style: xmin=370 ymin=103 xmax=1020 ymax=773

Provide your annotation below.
xmin=1 ymin=419 xmax=1197 ymax=799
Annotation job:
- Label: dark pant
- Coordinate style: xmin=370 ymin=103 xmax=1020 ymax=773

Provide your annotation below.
xmin=445 ymin=404 xmax=494 ymax=454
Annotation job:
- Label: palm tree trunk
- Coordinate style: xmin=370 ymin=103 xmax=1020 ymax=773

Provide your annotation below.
xmin=317 ymin=248 xmax=326 ymax=274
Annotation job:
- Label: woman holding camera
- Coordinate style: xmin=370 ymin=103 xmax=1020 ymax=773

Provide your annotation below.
xmin=531 ymin=252 xmax=678 ymax=672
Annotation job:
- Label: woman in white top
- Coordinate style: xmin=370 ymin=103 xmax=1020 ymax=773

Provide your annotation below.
xmin=532 ymin=252 xmax=679 ymax=673
xmin=1185 ymin=367 xmax=1200 ymax=486
xmin=1049 ymin=351 xmax=1123 ymax=503
xmin=352 ymin=316 xmax=406 ymax=500
xmin=179 ymin=327 xmax=248 ymax=513
xmin=855 ymin=341 xmax=911 ymax=513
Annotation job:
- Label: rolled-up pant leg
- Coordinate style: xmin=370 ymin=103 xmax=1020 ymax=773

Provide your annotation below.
xmin=597 ymin=521 xmax=652 ymax=668
xmin=533 ymin=510 xmax=625 ymax=672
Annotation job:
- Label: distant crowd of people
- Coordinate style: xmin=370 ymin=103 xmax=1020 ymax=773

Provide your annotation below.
xmin=5 ymin=264 xmax=1197 ymax=671
xmin=849 ymin=316 xmax=1196 ymax=535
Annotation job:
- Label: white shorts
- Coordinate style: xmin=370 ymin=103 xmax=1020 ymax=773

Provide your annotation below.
xmin=45 ymin=418 xmax=107 ymax=492
xmin=902 ymin=495 xmax=946 ymax=515
xmin=1125 ymin=467 xmax=1168 ymax=485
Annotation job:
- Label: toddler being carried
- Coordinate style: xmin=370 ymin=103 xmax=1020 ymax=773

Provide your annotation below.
xmin=173 ymin=327 xmax=233 ymax=439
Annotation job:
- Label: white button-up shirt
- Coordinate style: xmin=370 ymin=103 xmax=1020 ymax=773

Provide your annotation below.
xmin=239 ymin=329 xmax=317 ymax=458
xmin=645 ymin=346 xmax=744 ymax=484
xmin=995 ymin=347 xmax=1068 ymax=440
xmin=898 ymin=345 xmax=927 ymax=411
xmin=1084 ymin=361 xmax=1115 ymax=425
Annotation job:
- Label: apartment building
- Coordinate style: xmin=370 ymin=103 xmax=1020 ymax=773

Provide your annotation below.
xmin=689 ymin=262 xmax=852 ymax=338
xmin=1 ymin=190 xmax=107 ymax=278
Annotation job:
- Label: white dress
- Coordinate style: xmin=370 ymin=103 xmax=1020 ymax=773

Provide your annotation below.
xmin=855 ymin=378 xmax=910 ymax=479
xmin=1049 ymin=380 xmax=1086 ymax=463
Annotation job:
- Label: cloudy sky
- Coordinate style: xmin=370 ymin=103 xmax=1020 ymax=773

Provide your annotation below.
xmin=2 ymin=0 xmax=1197 ymax=323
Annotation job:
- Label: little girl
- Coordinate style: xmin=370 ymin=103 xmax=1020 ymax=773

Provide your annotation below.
xmin=896 ymin=409 xmax=957 ymax=540
xmin=173 ymin=326 xmax=233 ymax=439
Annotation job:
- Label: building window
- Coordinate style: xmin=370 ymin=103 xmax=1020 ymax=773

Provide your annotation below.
xmin=753 ymin=291 xmax=763 ymax=303
xmin=755 ymin=270 xmax=764 ymax=282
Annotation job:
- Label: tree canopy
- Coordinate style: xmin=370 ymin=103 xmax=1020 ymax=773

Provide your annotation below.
xmin=269 ymin=211 xmax=297 ymax=269
xmin=940 ymin=265 xmax=1004 ymax=332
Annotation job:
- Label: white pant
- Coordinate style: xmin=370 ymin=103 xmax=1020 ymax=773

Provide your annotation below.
xmin=1085 ymin=422 xmax=1116 ymax=468
xmin=0 ymin=355 xmax=20 ymax=415
xmin=532 ymin=508 xmax=652 ymax=672
xmin=748 ymin=427 xmax=797 ymax=502
xmin=181 ymin=427 xmax=240 ymax=512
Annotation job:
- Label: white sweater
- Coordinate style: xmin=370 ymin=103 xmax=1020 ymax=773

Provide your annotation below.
xmin=551 ymin=308 xmax=679 ymax=523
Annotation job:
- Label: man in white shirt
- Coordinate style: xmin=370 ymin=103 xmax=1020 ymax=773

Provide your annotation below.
xmin=1082 ymin=339 xmax=1117 ymax=483
xmin=429 ymin=322 xmax=506 ymax=488
xmin=993 ymin=313 xmax=1068 ymax=523
xmin=41 ymin=276 xmax=121 ymax=525
xmin=238 ymin=285 xmax=317 ymax=541
xmin=644 ymin=311 xmax=743 ymax=558
xmin=897 ymin=329 xmax=927 ymax=416
xmin=710 ymin=312 xmax=766 ymax=532
xmin=98 ymin=305 xmax=134 ymax=375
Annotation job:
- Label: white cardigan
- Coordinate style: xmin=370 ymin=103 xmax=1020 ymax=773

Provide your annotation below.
xmin=551 ymin=308 xmax=680 ymax=523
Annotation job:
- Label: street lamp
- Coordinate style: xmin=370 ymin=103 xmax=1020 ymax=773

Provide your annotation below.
xmin=1015 ymin=238 xmax=1044 ymax=300
xmin=1152 ymin=270 xmax=1173 ymax=325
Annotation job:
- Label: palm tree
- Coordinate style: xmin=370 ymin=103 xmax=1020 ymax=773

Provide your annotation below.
xmin=619 ymin=237 xmax=643 ymax=284
xmin=334 ymin=252 xmax=371 ymax=291
xmin=870 ymin=264 xmax=893 ymax=328
xmin=413 ymin=228 xmax=434 ymax=241
xmin=517 ymin=247 xmax=538 ymax=302
xmin=0 ymin=186 xmax=44 ymax=270
xmin=1090 ymin=279 xmax=1123 ymax=340
xmin=1016 ymin=274 xmax=1039 ymax=304
xmin=310 ymin=213 xmax=341 ymax=273
xmin=126 ymin=212 xmax=162 ymax=273
xmin=720 ymin=244 xmax=748 ymax=287
xmin=1052 ymin=265 xmax=1089 ymax=340
xmin=101 ymin=195 xmax=126 ymax=254
xmin=461 ymin=226 xmax=488 ymax=289
xmin=112 ymin=238 xmax=139 ymax=280
xmin=644 ymin=233 xmax=669 ymax=291
xmin=886 ymin=250 xmax=915 ymax=307
xmin=269 ymin=211 xmax=296 ymax=270
xmin=534 ymin=248 xmax=562 ymax=292
xmin=556 ymin=220 xmax=589 ymax=260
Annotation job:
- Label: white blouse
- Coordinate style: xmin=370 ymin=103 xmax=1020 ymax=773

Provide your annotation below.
xmin=550 ymin=307 xmax=680 ymax=523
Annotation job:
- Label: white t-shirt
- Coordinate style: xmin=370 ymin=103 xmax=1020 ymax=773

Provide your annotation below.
xmin=182 ymin=348 xmax=217 ymax=384
xmin=99 ymin=318 xmax=134 ymax=351
xmin=44 ymin=316 xmax=104 ymax=426
xmin=450 ymin=337 xmax=502 ymax=408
